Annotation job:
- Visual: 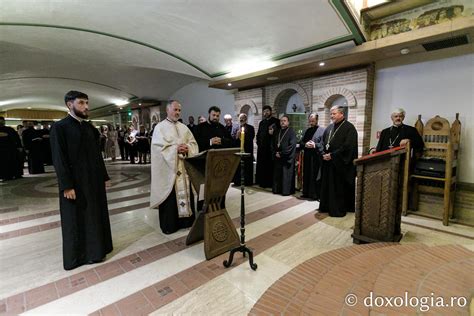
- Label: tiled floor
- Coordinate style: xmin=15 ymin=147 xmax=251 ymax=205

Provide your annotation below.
xmin=0 ymin=162 xmax=473 ymax=315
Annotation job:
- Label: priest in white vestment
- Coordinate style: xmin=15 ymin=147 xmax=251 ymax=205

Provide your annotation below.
xmin=150 ymin=100 xmax=199 ymax=234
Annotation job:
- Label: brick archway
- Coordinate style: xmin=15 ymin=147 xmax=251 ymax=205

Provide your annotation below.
xmin=270 ymin=83 xmax=310 ymax=115
xmin=236 ymin=102 xmax=257 ymax=127
xmin=316 ymin=87 xmax=356 ymax=109
xmin=234 ymin=99 xmax=258 ymax=116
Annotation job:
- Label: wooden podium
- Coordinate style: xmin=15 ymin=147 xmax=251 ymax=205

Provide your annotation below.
xmin=352 ymin=145 xmax=410 ymax=244
xmin=184 ymin=148 xmax=241 ymax=259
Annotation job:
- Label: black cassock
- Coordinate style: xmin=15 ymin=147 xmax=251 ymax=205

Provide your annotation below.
xmin=193 ymin=121 xmax=233 ymax=210
xmin=40 ymin=128 xmax=53 ymax=165
xmin=232 ymin=124 xmax=255 ymax=186
xmin=272 ymin=127 xmax=296 ymax=196
xmin=50 ymin=115 xmax=113 ymax=270
xmin=159 ymin=187 xmax=196 ymax=234
xmin=300 ymin=126 xmax=324 ymax=200
xmin=194 ymin=121 xmax=233 ymax=152
xmin=187 ymin=123 xmax=197 ymax=137
xmin=0 ymin=126 xmax=20 ymax=180
xmin=376 ymin=124 xmax=424 ymax=154
xmin=256 ymin=117 xmax=280 ymax=188
xmin=319 ymin=119 xmax=358 ymax=217
xmin=22 ymin=127 xmax=45 ymax=174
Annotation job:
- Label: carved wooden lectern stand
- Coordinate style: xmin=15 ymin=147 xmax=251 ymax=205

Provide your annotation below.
xmin=184 ymin=148 xmax=240 ymax=259
xmin=352 ymin=145 xmax=410 ymax=244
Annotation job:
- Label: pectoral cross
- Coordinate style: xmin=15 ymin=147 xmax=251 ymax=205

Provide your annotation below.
xmin=325 ymin=143 xmax=330 ymax=151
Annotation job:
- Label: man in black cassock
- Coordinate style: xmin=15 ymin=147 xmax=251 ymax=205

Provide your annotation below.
xmin=0 ymin=116 xmax=22 ymax=181
xmin=256 ymin=105 xmax=280 ymax=188
xmin=319 ymin=106 xmax=358 ymax=217
xmin=187 ymin=116 xmax=197 ymax=137
xmin=22 ymin=121 xmax=45 ymax=174
xmin=300 ymin=114 xmax=325 ymax=200
xmin=272 ymin=115 xmax=297 ymax=196
xmin=50 ymin=91 xmax=113 ymax=270
xmin=194 ymin=106 xmax=233 ymax=152
xmin=376 ymin=108 xmax=424 ymax=154
xmin=39 ymin=123 xmax=53 ymax=165
xmin=232 ymin=113 xmax=255 ymax=186
xmin=193 ymin=106 xmax=234 ymax=210
xmin=16 ymin=125 xmax=25 ymax=178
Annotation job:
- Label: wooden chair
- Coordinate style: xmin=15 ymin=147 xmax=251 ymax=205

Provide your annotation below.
xmin=410 ymin=114 xmax=461 ymax=226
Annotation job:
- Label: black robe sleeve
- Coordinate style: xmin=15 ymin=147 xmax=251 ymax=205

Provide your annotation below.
xmin=22 ymin=129 xmax=32 ymax=151
xmin=279 ymin=128 xmax=297 ymax=164
xmin=376 ymin=128 xmax=390 ymax=152
xmin=245 ymin=125 xmax=255 ymax=154
xmin=331 ymin=123 xmax=358 ymax=165
xmin=285 ymin=129 xmax=297 ymax=164
xmin=10 ymin=129 xmax=22 ymax=149
xmin=91 ymin=125 xmax=110 ymax=182
xmin=300 ymin=127 xmax=314 ymax=148
xmin=194 ymin=123 xmax=210 ymax=152
xmin=50 ymin=123 xmax=75 ymax=191
xmin=256 ymin=121 xmax=263 ymax=148
xmin=219 ymin=125 xmax=233 ymax=148
xmin=405 ymin=125 xmax=424 ymax=154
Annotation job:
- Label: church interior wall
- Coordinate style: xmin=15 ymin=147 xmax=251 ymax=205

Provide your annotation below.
xmin=371 ymin=53 xmax=474 ymax=184
xmin=233 ymin=67 xmax=375 ymax=158
xmin=312 ymin=66 xmax=375 ymax=156
xmin=170 ymin=80 xmax=235 ymax=123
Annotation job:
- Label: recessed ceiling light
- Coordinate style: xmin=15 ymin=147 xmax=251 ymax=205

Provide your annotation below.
xmin=227 ymin=83 xmax=232 ymax=87
xmin=266 ymin=76 xmax=279 ymax=81
xmin=400 ymin=48 xmax=410 ymax=55
xmin=115 ymin=100 xmax=129 ymax=106
xmin=27 ymin=107 xmax=32 ymax=109
xmin=138 ymin=103 xmax=142 ymax=106
xmin=319 ymin=62 xmax=325 ymax=67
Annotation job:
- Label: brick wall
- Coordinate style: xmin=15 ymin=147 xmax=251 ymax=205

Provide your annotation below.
xmin=234 ymin=65 xmax=375 ymax=157
xmin=313 ymin=66 xmax=375 ymax=156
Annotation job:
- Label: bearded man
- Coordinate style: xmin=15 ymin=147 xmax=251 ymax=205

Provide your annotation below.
xmin=50 ymin=90 xmax=113 ymax=270
xmin=150 ymin=100 xmax=199 ymax=234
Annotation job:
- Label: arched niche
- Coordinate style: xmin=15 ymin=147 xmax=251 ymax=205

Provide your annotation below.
xmin=239 ymin=104 xmax=255 ymax=126
xmin=270 ymin=83 xmax=310 ymax=115
xmin=235 ymin=100 xmax=258 ymax=126
xmin=318 ymin=89 xmax=357 ymax=126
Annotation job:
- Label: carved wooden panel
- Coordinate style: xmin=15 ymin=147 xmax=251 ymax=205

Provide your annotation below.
xmin=184 ymin=148 xmax=241 ymax=259
xmin=353 ymin=150 xmax=404 ymax=243
xmin=204 ymin=210 xmax=239 ymax=260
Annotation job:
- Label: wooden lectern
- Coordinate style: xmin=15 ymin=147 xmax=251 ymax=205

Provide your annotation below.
xmin=184 ymin=148 xmax=241 ymax=259
xmin=352 ymin=145 xmax=410 ymax=244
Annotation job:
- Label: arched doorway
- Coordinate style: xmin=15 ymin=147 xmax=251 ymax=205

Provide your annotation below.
xmin=324 ymin=94 xmax=349 ymax=126
xmin=274 ymin=89 xmax=306 ymax=116
xmin=274 ymin=89 xmax=307 ymax=141
xmin=239 ymin=104 xmax=254 ymax=126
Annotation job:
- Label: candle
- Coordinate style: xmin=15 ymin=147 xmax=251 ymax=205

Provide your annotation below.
xmin=240 ymin=127 xmax=245 ymax=152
